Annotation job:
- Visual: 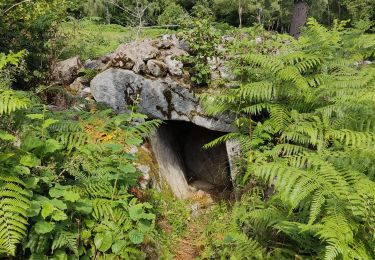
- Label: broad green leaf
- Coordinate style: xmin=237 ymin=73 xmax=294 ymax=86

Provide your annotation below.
xmin=0 ymin=153 xmax=14 ymax=161
xmin=41 ymin=202 xmax=54 ymax=219
xmin=20 ymin=154 xmax=41 ymax=167
xmin=35 ymin=220 xmax=55 ymax=234
xmin=21 ymin=134 xmax=44 ymax=151
xmin=129 ymin=204 xmax=144 ymax=221
xmin=50 ymin=250 xmax=68 ymax=260
xmin=14 ymin=165 xmax=30 ymax=175
xmin=119 ymin=164 xmax=136 ymax=174
xmin=111 ymin=240 xmax=127 ymax=254
xmin=51 ymin=199 xmax=67 ymax=210
xmin=128 ymin=229 xmax=144 ymax=244
xmin=44 ymin=139 xmax=62 ymax=153
xmin=94 ymin=231 xmax=113 ymax=252
xmin=27 ymin=202 xmax=41 ymax=217
xmin=24 ymin=177 xmax=39 ymax=189
xmin=81 ymin=230 xmax=91 ymax=240
xmin=62 ymin=190 xmax=80 ymax=202
xmin=51 ymin=210 xmax=68 ymax=221
xmin=75 ymin=201 xmax=92 ymax=214
xmin=129 ymin=204 xmax=155 ymax=221
xmin=49 ymin=187 xmax=64 ymax=198
xmin=105 ymin=143 xmax=123 ymax=152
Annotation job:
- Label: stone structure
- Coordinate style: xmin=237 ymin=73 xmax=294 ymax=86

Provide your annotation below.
xmin=58 ymin=35 xmax=240 ymax=198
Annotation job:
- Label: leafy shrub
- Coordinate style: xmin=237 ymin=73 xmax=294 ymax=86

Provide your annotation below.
xmin=0 ymin=0 xmax=73 ymax=88
xmin=0 ymin=52 xmax=164 ymax=258
xmin=179 ymin=18 xmax=221 ymax=86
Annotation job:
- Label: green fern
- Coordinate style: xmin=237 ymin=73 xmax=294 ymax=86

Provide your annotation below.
xmin=51 ymin=230 xmax=78 ymax=255
xmin=0 ymin=90 xmax=30 ymax=115
xmin=0 ymin=175 xmax=31 ymax=256
xmin=202 ymin=19 xmax=375 ymax=258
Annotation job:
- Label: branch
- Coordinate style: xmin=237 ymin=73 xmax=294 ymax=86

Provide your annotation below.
xmin=2 ymin=0 xmax=32 ymax=15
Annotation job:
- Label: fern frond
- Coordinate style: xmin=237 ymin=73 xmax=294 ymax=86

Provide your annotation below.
xmin=0 ymin=90 xmax=30 ymax=115
xmin=0 ymin=175 xmax=31 ymax=256
xmin=52 ymin=231 xmax=78 ymax=255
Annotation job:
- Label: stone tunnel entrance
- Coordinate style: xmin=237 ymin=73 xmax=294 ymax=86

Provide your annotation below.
xmin=149 ymin=120 xmax=233 ymax=199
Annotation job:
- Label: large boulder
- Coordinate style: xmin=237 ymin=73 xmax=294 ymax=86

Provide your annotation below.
xmin=90 ymin=68 xmax=234 ymax=132
xmin=52 ymin=56 xmax=83 ymax=84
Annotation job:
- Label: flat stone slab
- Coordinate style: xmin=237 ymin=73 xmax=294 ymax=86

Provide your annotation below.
xmin=90 ymin=68 xmax=234 ymax=132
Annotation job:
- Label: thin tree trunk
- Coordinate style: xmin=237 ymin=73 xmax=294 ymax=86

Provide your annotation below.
xmin=238 ymin=1 xmax=243 ymax=28
xmin=289 ymin=0 xmax=309 ymax=39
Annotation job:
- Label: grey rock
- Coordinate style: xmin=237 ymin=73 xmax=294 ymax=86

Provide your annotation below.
xmin=52 ymin=56 xmax=82 ymax=84
xmin=77 ymin=87 xmax=92 ymax=98
xmin=133 ymin=59 xmax=147 ymax=74
xmin=99 ymin=53 xmax=113 ymax=63
xmin=111 ymin=40 xmax=159 ymax=69
xmin=147 ymin=60 xmax=168 ymax=77
xmin=84 ymin=59 xmax=106 ymax=71
xmin=165 ymin=55 xmax=183 ymax=76
xmin=68 ymin=77 xmax=90 ymax=96
xmin=90 ymin=68 xmax=234 ymax=132
xmin=150 ymin=125 xmax=191 ymax=198
xmin=136 ymin=164 xmax=151 ymax=189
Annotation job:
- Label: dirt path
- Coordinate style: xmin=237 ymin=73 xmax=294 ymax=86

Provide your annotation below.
xmin=173 ymin=208 xmax=210 ymax=260
xmin=173 ymin=187 xmax=218 ymax=260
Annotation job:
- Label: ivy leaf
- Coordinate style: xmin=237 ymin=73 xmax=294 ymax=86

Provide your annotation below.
xmin=35 ymin=220 xmax=55 ymax=234
xmin=94 ymin=231 xmax=113 ymax=252
xmin=20 ymin=154 xmax=41 ymax=167
xmin=128 ymin=229 xmax=144 ymax=244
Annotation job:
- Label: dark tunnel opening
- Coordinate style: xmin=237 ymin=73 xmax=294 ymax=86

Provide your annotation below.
xmin=157 ymin=120 xmax=233 ymax=196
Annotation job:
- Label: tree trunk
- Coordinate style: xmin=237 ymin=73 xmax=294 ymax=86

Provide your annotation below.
xmin=289 ymin=0 xmax=309 ymax=39
xmin=238 ymin=1 xmax=243 ymax=28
